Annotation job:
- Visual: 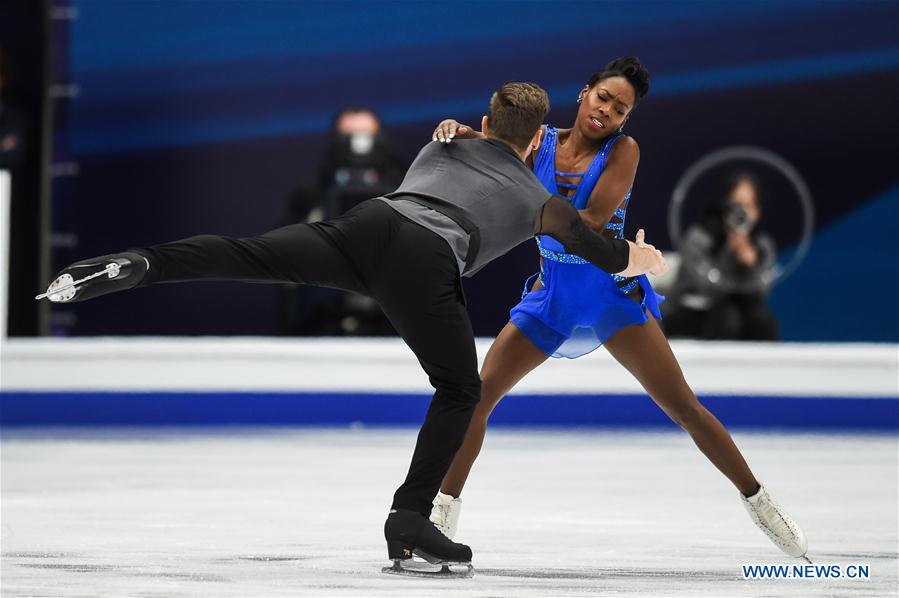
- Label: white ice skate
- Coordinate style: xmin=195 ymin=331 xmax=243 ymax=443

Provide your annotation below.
xmin=429 ymin=491 xmax=462 ymax=540
xmin=742 ymin=484 xmax=808 ymax=558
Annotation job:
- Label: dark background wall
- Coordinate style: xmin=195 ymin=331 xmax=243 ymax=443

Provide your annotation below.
xmin=23 ymin=0 xmax=899 ymax=340
xmin=1 ymin=1 xmax=46 ymax=336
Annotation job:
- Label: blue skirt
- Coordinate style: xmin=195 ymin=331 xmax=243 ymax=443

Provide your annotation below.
xmin=509 ymin=259 xmax=664 ymax=359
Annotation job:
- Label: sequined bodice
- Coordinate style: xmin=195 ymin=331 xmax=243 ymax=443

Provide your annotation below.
xmin=533 ymin=126 xmax=636 ymax=293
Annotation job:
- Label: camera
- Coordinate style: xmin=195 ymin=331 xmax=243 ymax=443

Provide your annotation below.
xmin=724 ymin=204 xmax=752 ymax=233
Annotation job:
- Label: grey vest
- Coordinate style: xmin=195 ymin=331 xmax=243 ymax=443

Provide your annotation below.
xmin=381 ymin=139 xmax=552 ymax=276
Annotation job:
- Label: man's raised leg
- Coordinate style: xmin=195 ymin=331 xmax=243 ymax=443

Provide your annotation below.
xmin=37 ymin=217 xmax=368 ymax=303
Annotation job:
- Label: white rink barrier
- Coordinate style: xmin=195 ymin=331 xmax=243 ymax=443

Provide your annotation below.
xmin=1 ymin=338 xmax=896 ymax=429
xmin=1 ymin=337 xmax=896 ymax=396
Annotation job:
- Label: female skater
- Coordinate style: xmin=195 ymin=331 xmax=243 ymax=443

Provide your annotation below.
xmin=429 ymin=57 xmax=807 ymax=558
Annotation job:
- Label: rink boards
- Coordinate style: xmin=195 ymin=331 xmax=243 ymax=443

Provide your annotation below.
xmin=1 ymin=338 xmax=897 ymax=430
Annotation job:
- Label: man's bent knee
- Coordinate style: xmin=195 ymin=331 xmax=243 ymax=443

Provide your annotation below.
xmin=434 ymin=379 xmax=481 ymax=408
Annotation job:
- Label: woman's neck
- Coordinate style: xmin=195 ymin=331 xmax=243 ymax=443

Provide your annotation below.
xmin=556 ymin=126 xmax=610 ymax=165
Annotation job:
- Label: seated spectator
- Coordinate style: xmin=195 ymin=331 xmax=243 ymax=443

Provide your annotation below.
xmin=279 ymin=107 xmax=407 ymax=336
xmin=663 ymin=172 xmax=779 ymax=340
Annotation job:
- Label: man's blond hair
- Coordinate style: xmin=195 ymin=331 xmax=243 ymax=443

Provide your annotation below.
xmin=486 ymin=82 xmax=550 ymax=150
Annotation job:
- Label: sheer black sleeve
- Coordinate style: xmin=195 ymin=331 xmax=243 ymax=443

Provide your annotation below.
xmin=533 ymin=195 xmax=630 ymax=274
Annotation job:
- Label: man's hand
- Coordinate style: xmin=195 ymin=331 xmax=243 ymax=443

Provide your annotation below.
xmin=432 ymin=119 xmax=480 ymax=143
xmin=619 ymin=229 xmax=668 ymax=277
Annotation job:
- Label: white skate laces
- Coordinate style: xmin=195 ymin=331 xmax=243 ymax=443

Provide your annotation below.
xmin=429 ymin=491 xmax=462 ymax=540
xmin=742 ymin=484 xmax=808 ymax=558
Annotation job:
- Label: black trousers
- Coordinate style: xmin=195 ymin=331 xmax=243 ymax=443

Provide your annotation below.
xmin=138 ymin=199 xmax=481 ymax=515
xmin=663 ymin=296 xmax=779 ymax=341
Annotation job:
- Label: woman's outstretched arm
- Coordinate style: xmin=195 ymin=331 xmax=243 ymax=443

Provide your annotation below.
xmin=432 ymin=119 xmax=485 ymax=142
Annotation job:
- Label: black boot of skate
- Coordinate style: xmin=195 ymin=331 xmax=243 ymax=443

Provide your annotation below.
xmin=382 ymin=508 xmax=474 ymax=577
xmin=36 ymin=252 xmax=149 ymax=303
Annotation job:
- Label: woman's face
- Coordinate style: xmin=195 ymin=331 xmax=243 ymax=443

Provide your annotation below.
xmin=577 ymin=76 xmax=636 ymax=140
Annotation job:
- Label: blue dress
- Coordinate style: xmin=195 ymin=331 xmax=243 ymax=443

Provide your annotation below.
xmin=509 ymin=126 xmax=664 ymax=358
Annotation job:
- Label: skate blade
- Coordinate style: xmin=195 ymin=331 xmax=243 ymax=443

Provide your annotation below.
xmin=35 ymin=263 xmax=121 ymax=302
xmin=35 ymin=274 xmax=77 ymax=302
xmin=381 ymin=559 xmax=474 ymax=578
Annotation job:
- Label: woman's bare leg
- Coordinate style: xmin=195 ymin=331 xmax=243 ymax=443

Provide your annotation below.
xmin=439 ymin=321 xmax=549 ymax=497
xmin=603 ymin=315 xmax=760 ymax=496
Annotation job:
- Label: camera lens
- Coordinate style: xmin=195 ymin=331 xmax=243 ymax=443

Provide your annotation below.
xmin=725 ymin=205 xmax=750 ymax=232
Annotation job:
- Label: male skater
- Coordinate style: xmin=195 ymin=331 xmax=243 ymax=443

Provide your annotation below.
xmin=37 ymin=82 xmax=666 ymax=576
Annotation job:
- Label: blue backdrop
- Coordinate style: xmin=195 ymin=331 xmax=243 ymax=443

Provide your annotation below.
xmin=49 ymin=0 xmax=899 ymax=341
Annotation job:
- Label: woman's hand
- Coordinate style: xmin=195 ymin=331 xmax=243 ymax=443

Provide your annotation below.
xmin=432 ymin=119 xmax=480 ymax=143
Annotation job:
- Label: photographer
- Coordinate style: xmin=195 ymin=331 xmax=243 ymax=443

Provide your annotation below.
xmin=279 ymin=107 xmax=407 ymax=336
xmin=663 ymin=172 xmax=779 ymax=340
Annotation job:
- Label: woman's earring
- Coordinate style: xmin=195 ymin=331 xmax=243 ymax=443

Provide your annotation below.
xmin=618 ymin=126 xmax=624 ymax=134
xmin=576 ymin=96 xmax=582 ymax=104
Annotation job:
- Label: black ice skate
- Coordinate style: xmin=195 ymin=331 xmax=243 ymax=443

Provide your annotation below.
xmin=35 ymin=252 xmax=149 ymax=303
xmin=382 ymin=508 xmax=474 ymax=578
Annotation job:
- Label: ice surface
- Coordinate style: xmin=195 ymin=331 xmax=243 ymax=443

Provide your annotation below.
xmin=2 ymin=429 xmax=896 ymax=597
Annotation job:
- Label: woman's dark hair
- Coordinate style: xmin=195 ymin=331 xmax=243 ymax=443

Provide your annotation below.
xmin=586 ymin=56 xmax=650 ymax=107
